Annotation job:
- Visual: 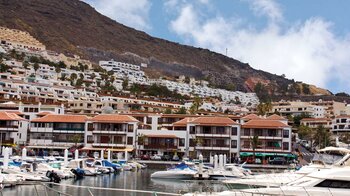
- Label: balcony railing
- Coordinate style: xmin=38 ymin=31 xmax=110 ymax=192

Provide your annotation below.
xmin=144 ymin=144 xmax=177 ymax=149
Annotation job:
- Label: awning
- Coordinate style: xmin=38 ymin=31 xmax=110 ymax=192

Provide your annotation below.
xmin=240 ymin=152 xmax=297 ymax=158
xmin=80 ymin=147 xmax=134 ymax=152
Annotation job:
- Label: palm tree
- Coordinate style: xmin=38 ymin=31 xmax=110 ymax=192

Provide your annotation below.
xmin=33 ymin=62 xmax=39 ymax=73
xmin=190 ymin=96 xmax=203 ymax=114
xmin=70 ymin=134 xmax=82 ymax=147
xmin=55 ymin=66 xmax=61 ymax=79
xmin=137 ymin=133 xmax=145 ymax=156
xmin=250 ymin=135 xmax=260 ymax=162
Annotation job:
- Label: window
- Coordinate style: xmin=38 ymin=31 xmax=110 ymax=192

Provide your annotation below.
xmin=179 ymin=139 xmax=185 ymax=147
xmin=316 ymin=179 xmax=350 ymax=188
xmin=216 ymin=127 xmax=225 ymax=134
xmin=127 ymin=137 xmax=133 ymax=145
xmin=189 ymin=139 xmax=195 ymax=147
xmin=231 ymin=140 xmax=237 ymax=148
xmin=244 ymin=129 xmax=250 ymax=136
xmin=128 ymin=124 xmax=134 ymax=132
xmin=283 ymin=130 xmax=289 ymax=138
xmin=283 ymin=142 xmax=289 ymax=150
xmin=231 ymin=127 xmax=237 ymax=136
xmin=190 ymin=126 xmax=195 ymax=134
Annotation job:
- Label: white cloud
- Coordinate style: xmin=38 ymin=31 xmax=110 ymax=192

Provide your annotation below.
xmin=83 ymin=0 xmax=151 ymax=30
xmin=168 ymin=0 xmax=350 ymax=91
xmin=249 ymin=0 xmax=282 ymax=23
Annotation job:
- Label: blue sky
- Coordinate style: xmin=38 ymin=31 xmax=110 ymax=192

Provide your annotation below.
xmin=83 ymin=0 xmax=350 ymax=93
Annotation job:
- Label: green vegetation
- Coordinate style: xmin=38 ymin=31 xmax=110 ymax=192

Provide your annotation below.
xmin=189 ymin=96 xmax=203 ymax=114
xmin=176 ymin=107 xmax=187 ymax=114
xmin=335 ymin=92 xmax=350 ymax=97
xmin=256 ymin=102 xmax=272 ymax=115
xmin=254 ymin=82 xmax=271 ymax=102
xmin=250 ymin=135 xmax=260 ymax=162
xmin=0 ymin=63 xmax=9 ymax=72
xmin=164 ymin=108 xmax=172 ymax=114
xmin=302 ymin=83 xmax=310 ymax=94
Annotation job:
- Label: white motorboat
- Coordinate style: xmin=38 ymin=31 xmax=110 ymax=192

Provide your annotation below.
xmin=185 ymin=167 xmax=350 ymax=196
xmin=223 ymin=147 xmax=350 ymax=188
xmin=151 ymin=162 xmax=197 ymax=180
xmin=65 ymin=159 xmax=99 ymax=176
xmin=209 ymin=164 xmax=251 ymax=180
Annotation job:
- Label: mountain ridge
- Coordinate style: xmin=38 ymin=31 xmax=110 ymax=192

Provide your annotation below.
xmin=0 ymin=0 xmax=332 ymax=98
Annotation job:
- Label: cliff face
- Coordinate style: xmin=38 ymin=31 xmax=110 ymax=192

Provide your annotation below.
xmin=0 ymin=0 xmax=331 ymax=96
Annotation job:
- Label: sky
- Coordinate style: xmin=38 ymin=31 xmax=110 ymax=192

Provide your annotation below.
xmin=83 ymin=0 xmax=350 ymax=94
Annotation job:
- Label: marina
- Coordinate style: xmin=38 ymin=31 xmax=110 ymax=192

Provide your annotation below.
xmin=1 ymin=146 xmax=350 ymax=195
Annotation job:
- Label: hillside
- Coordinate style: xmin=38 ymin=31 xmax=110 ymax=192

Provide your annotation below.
xmin=0 ymin=0 xmax=331 ymax=97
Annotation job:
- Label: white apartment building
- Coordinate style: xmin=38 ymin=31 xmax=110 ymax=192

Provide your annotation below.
xmin=272 ymin=101 xmax=326 ymax=118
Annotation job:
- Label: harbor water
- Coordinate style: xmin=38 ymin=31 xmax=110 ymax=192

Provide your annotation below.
xmin=3 ymin=169 xmax=228 ymax=196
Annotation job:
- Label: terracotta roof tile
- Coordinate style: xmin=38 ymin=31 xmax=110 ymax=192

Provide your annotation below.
xmin=242 ymin=114 xmax=261 ymax=120
xmin=242 ymin=119 xmax=289 ymax=129
xmin=190 ymin=116 xmax=239 ymax=126
xmin=2 ymin=110 xmax=24 ymax=115
xmin=266 ymin=114 xmax=286 ymax=120
xmin=172 ymin=117 xmax=196 ymax=127
xmin=37 ymin=111 xmax=54 ymax=116
xmin=0 ymin=112 xmax=25 ymax=121
xmin=91 ymin=114 xmax=139 ymax=123
xmin=31 ymin=114 xmax=88 ymax=123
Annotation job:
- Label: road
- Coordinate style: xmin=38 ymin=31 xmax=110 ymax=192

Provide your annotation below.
xmin=295 ymin=143 xmax=315 ymax=164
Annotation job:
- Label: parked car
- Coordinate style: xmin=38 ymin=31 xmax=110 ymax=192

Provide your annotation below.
xmin=269 ymin=157 xmax=286 ymax=165
xmin=151 ymin=154 xmax=162 ymax=160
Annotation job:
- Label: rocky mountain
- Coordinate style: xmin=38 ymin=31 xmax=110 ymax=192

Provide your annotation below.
xmin=0 ymin=0 xmax=332 ymax=98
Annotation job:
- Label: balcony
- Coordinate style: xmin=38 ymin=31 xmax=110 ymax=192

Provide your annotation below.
xmin=92 ymin=130 xmax=127 ymax=134
xmin=92 ymin=143 xmax=126 ymax=147
xmin=144 ymin=143 xmax=177 ymax=149
xmin=0 ymin=125 xmax=18 ymax=131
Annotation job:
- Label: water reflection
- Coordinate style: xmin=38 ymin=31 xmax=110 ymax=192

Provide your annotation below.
xmin=3 ymin=169 xmax=228 ymax=196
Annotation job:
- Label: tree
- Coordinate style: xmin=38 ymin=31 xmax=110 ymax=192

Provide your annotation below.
xmin=313 ymin=125 xmax=331 ymax=149
xmin=0 ymin=63 xmax=9 ymax=72
xmin=313 ymin=125 xmax=330 ymax=149
xmin=176 ymin=107 xmax=187 ymax=114
xmin=55 ymin=66 xmax=61 ymax=78
xmin=70 ymin=73 xmax=77 ymax=82
xmin=33 ymin=63 xmax=39 ymax=72
xmin=137 ymin=133 xmax=145 ymax=156
xmin=164 ymin=108 xmax=172 ymax=114
xmin=90 ymin=73 xmax=96 ymax=80
xmin=257 ymin=102 xmax=272 ymax=115
xmin=189 ymin=96 xmax=203 ymax=114
xmin=250 ymin=135 xmax=260 ymax=162
xmin=122 ymin=79 xmax=129 ymax=90
xmin=302 ymin=83 xmax=310 ymax=94
xmin=340 ymin=133 xmax=350 ymax=147
xmin=298 ymin=125 xmax=314 ymax=142
xmin=293 ymin=113 xmax=311 ymax=127
xmin=60 ymin=73 xmax=67 ymax=81
xmin=70 ymin=134 xmax=82 ymax=147
xmin=254 ymin=82 xmax=270 ymax=102
xmin=23 ymin=61 xmax=29 ymax=69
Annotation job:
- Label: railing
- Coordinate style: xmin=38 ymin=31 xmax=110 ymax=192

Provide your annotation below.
xmin=144 ymin=144 xmax=177 ymax=149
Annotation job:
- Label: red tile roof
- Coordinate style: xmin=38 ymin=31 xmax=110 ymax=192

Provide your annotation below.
xmin=37 ymin=111 xmax=54 ymax=116
xmin=172 ymin=117 xmax=196 ymax=127
xmin=266 ymin=114 xmax=286 ymax=120
xmin=91 ymin=114 xmax=139 ymax=123
xmin=190 ymin=116 xmax=239 ymax=126
xmin=242 ymin=119 xmax=289 ymax=129
xmin=242 ymin=114 xmax=261 ymax=120
xmin=0 ymin=112 xmax=25 ymax=121
xmin=2 ymin=110 xmax=24 ymax=115
xmin=31 ymin=114 xmax=89 ymax=123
